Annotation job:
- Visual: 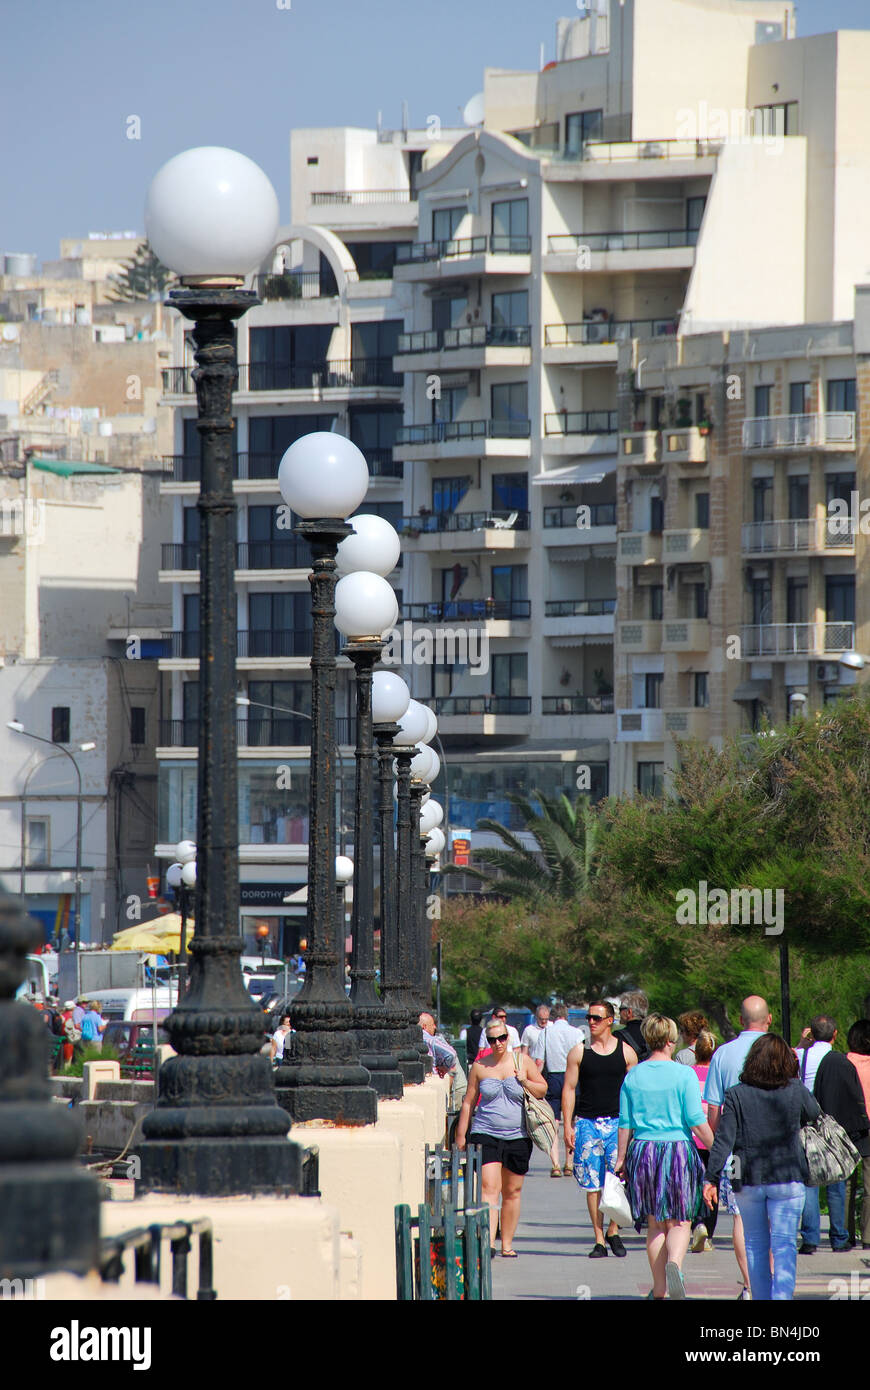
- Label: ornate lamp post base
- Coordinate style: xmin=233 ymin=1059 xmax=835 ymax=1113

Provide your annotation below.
xmin=275 ymin=1058 xmax=378 ymax=1125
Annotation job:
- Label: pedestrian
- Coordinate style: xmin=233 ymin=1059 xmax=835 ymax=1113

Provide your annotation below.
xmin=615 ymin=1014 xmax=713 ymax=1299
xmin=419 ymin=1011 xmax=467 ymax=1109
xmin=270 ymin=1014 xmax=293 ymax=1064
xmin=703 ymin=1034 xmax=821 ymax=1301
xmin=455 ymin=1013 xmax=548 ymax=1257
xmin=79 ymin=1001 xmax=107 ymax=1050
xmin=618 ymin=991 xmax=650 ymax=1061
xmin=562 ymin=999 xmax=638 ymax=1258
xmin=799 ymin=1015 xmax=870 ymax=1253
xmin=793 ymin=1015 xmax=836 ymax=1093
xmin=689 ymin=1029 xmax=718 ymax=1252
xmin=72 ymin=997 xmax=87 ymax=1030
xmin=846 ymin=1019 xmax=870 ymax=1249
xmin=530 ymin=1003 xmax=583 ymax=1177
xmin=703 ymin=994 xmax=772 ymax=1298
xmin=477 ymin=1006 xmax=520 ymax=1055
xmin=520 ymin=1004 xmax=550 ymax=1058
xmin=460 ymin=1007 xmax=485 ymax=1064
xmin=60 ymin=1000 xmax=79 ymax=1067
xmin=676 ymin=1011 xmax=711 ymax=1066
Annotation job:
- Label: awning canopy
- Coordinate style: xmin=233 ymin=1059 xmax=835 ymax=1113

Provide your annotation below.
xmin=732 ymin=680 xmax=771 ymax=702
xmin=32 ymin=458 xmax=121 ymax=477
xmin=532 ymin=458 xmax=618 ymax=488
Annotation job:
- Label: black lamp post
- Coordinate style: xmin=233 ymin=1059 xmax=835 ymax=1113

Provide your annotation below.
xmin=395 ymin=744 xmax=432 ymax=1076
xmin=138 ymin=146 xmax=303 ymax=1194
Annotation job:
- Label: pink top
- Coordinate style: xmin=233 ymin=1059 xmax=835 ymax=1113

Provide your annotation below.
xmin=692 ymin=1063 xmax=710 ymax=1149
xmin=847 ymin=1052 xmax=870 ymax=1117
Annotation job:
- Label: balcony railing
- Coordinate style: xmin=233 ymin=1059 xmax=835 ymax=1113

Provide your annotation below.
xmin=548 ymin=229 xmax=699 ymax=253
xmin=400 ymin=510 xmax=529 ymax=535
xmin=253 ymin=271 xmax=336 ymax=300
xmin=544 ymin=318 xmax=677 ymax=346
xmin=163 ymin=630 xmax=320 ymax=660
xmin=742 ymin=622 xmax=854 ymax=657
xmin=434 ymin=696 xmax=531 ymax=716
xmin=542 ymin=694 xmax=614 ymax=715
xmin=310 ymin=189 xmax=414 ymax=205
xmin=396 ymin=325 xmax=532 ymax=353
xmin=741 ymin=518 xmax=856 ymax=553
xmin=162 ymin=450 xmax=400 ymax=484
xmin=544 ymin=410 xmax=618 ymax=435
xmin=161 ymin=540 xmax=312 ymax=572
xmin=544 ymin=598 xmax=616 ymax=617
xmin=162 ymin=359 xmax=402 ymax=395
xmin=159 ymin=717 xmax=355 ymax=746
xmin=544 ymin=503 xmax=616 ymax=528
xmin=395 ymin=420 xmax=531 ymax=446
xmin=395 ymin=234 xmax=530 ymax=264
xmin=405 ymin=599 xmax=531 ymax=621
xmin=742 ymin=413 xmax=856 ymax=450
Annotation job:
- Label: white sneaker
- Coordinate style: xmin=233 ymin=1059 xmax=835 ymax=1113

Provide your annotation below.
xmin=690 ymin=1224 xmax=708 ymax=1253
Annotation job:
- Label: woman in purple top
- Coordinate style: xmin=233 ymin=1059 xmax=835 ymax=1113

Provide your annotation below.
xmin=456 ymin=1015 xmax=548 ymax=1257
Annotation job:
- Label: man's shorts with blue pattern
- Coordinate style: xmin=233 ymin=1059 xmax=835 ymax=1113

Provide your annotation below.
xmin=573 ymin=1115 xmax=619 ymax=1190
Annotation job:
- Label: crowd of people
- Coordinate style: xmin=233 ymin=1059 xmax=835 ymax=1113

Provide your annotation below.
xmin=448 ymin=990 xmax=870 ymax=1299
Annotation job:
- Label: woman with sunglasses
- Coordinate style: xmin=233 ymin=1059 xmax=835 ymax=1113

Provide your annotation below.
xmin=456 ymin=1015 xmax=548 ymax=1257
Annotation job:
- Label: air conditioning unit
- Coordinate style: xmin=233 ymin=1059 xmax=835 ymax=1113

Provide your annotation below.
xmin=816 ymin=663 xmax=840 ymax=684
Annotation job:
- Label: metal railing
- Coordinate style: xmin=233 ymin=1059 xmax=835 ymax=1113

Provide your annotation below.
xmin=310 ymin=189 xmax=414 ymax=204
xmin=543 ymin=503 xmax=616 ymax=528
xmin=577 ymin=137 xmax=723 ymax=162
xmin=400 ymin=510 xmax=529 ymax=535
xmin=741 ymin=518 xmax=856 ymax=552
xmin=544 ymin=410 xmax=618 ymax=435
xmin=162 ymin=360 xmax=402 ymax=395
xmin=253 ymin=271 xmax=335 ymax=300
xmin=162 ymin=451 xmax=398 ymax=483
xmin=161 ymin=540 xmax=312 ymax=571
xmin=395 ymin=419 xmax=531 ymax=446
xmin=159 ymin=718 xmax=355 ymax=747
xmin=405 ymin=599 xmax=531 ymax=621
xmin=99 ymin=1219 xmax=216 ymax=1300
xmin=396 ymin=234 xmax=530 ymax=264
xmin=396 ymin=324 xmax=531 ymax=353
xmin=543 ymin=694 xmax=614 ymax=715
xmin=544 ymin=598 xmax=616 ymax=616
xmin=162 ymin=630 xmax=322 ymax=660
xmin=742 ymin=622 xmax=854 ymax=657
xmin=742 ymin=413 xmax=856 ymax=450
xmin=544 ymin=318 xmax=677 ymax=345
xmin=434 ymin=695 xmax=531 ymax=715
xmin=548 ymin=229 xmax=699 ymax=253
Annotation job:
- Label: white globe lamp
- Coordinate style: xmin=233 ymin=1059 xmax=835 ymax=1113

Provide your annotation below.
xmin=278 ymin=433 xmax=369 ymax=520
xmin=334 ymin=573 xmax=399 ymax=639
xmin=336 ymin=515 xmax=401 ymax=577
xmin=372 ymin=671 xmax=411 ymax=724
xmin=175 ymin=839 xmax=197 ymax=864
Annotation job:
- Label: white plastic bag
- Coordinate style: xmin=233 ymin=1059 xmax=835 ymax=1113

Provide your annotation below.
xmin=599 ymin=1170 xmax=632 ymax=1228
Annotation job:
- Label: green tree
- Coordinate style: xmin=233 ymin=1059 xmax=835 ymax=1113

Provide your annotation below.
xmin=106 ymin=242 xmax=172 ymax=302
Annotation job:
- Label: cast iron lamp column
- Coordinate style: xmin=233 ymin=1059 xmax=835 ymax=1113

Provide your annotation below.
xmin=272 ymin=432 xmax=378 ymax=1124
xmin=409 ymin=743 xmax=441 ymax=1013
xmin=395 ymin=702 xmax=437 ymax=1074
xmin=138 ymin=146 xmax=302 ymax=1194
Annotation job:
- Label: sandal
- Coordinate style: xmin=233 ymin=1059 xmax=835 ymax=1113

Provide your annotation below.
xmin=550 ymin=1165 xmax=562 ymax=1177
xmin=502 ymin=1249 xmax=518 ymax=1258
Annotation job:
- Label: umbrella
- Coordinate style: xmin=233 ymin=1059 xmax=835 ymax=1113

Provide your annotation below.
xmin=111 ymin=913 xmax=195 ymax=953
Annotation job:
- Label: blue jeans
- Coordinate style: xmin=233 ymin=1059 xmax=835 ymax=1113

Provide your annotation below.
xmin=801 ymin=1182 xmax=848 ymax=1247
xmin=737 ymin=1182 xmax=805 ymax=1300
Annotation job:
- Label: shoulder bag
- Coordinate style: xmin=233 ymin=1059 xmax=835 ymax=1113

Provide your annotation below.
xmin=800 ymin=1111 xmax=861 ymax=1186
xmin=512 ymin=1051 xmax=559 ymax=1154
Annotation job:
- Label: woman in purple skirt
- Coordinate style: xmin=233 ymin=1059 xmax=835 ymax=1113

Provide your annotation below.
xmin=615 ymin=1014 xmax=714 ymax=1299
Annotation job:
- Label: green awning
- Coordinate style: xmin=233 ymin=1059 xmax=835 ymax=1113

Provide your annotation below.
xmin=31 ymin=459 xmax=121 ymax=478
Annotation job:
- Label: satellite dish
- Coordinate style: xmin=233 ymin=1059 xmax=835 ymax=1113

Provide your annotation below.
xmin=2 ymin=325 xmax=19 ymax=341
xmin=462 ymin=93 xmax=485 ymax=128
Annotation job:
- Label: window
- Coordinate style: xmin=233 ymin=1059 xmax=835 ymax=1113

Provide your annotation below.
xmin=826 ymin=472 xmax=856 ymax=507
xmin=491 ymin=565 xmax=528 ymax=612
xmin=26 ymin=818 xmax=50 ymax=868
xmin=649 ymin=585 xmax=663 ymax=621
xmin=432 ymin=207 xmax=464 ymax=243
xmin=649 ymin=497 xmax=664 ymax=533
xmin=349 ymin=406 xmax=402 ymax=457
xmin=433 ymin=385 xmax=467 ymax=424
xmin=788 ymin=477 xmax=809 ymax=520
xmin=694 ymin=585 xmax=708 ymax=620
xmin=789 ymin=382 xmax=812 ymax=415
xmin=751 ymin=101 xmax=798 ymax=135
xmin=786 ymin=578 xmax=807 ymax=625
xmin=490 ymin=291 xmax=529 ymax=342
xmin=751 ymin=577 xmax=772 ymax=625
xmin=491 ymin=473 xmax=528 ymax=511
xmin=248 ymin=415 xmax=337 ymax=477
xmin=695 ymin=493 xmax=710 ymax=530
xmin=344 ymin=242 xmax=409 ymax=279
xmin=491 ymin=382 xmax=528 ymax=427
xmin=432 ymin=476 xmax=470 ymax=514
xmin=637 ymin=762 xmax=664 ymax=797
xmin=130 ymin=707 xmax=146 ymax=746
xmin=492 ymin=653 xmax=528 ymax=698
xmin=754 ymin=385 xmax=772 ymax=417
xmin=246 ymin=681 xmax=311 ymax=746
xmin=249 ymin=325 xmax=332 ymax=390
xmin=51 ymin=707 xmax=70 ymax=743
xmin=643 ymin=674 xmax=663 ymax=709
xmin=694 ymin=673 xmax=709 ymax=709
xmin=565 ymin=109 xmax=603 ymax=155
xmin=686 ymin=197 xmax=707 ymax=242
xmin=249 ymin=593 xmax=310 ymax=647
xmin=826 ymin=576 xmax=855 ymax=624
xmin=752 ymin=478 xmax=773 ymax=523
xmin=432 ymin=296 xmax=467 ymax=332
xmin=351 ymin=320 xmax=402 ymax=376
xmin=491 ymin=198 xmax=529 ymax=252
xmin=826 ymin=379 xmax=856 ymax=414
xmin=307 ymin=156 xmax=319 ymax=165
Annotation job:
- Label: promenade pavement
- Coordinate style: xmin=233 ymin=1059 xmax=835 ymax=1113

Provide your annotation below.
xmin=490 ymin=1146 xmax=868 ymax=1301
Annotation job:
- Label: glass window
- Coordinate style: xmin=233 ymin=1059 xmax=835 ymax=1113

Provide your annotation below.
xmin=754 ymin=385 xmax=772 ymax=417
xmin=643 ymin=674 xmax=663 ymax=709
xmin=786 ymin=578 xmax=807 ymax=624
xmin=826 ymin=472 xmax=856 ymax=506
xmin=433 ymin=386 xmax=467 ymax=423
xmin=51 ymin=707 xmax=70 ymax=743
xmin=752 ymin=577 xmax=772 ymax=625
xmin=826 ymin=576 xmax=855 ymax=624
xmin=432 ymin=207 xmax=464 ymax=243
xmin=788 ymin=477 xmax=809 ymax=520
xmin=650 ymin=497 xmax=664 ymax=532
xmin=491 ymin=473 xmax=528 ymax=510
xmin=565 ymin=109 xmax=603 ymax=155
xmin=349 ymin=407 xmax=402 ymax=451
xmin=130 ymin=707 xmax=146 ymax=746
xmin=752 ymin=478 xmax=773 ymax=523
xmin=491 ymin=565 xmax=528 ymax=603
xmin=826 ymin=379 xmax=856 ymax=413
xmin=695 ymin=493 xmax=710 ymax=529
xmin=351 ymin=320 xmax=401 ymax=362
xmin=446 ymin=759 xmax=608 ymax=828
xmin=491 ymin=382 xmax=527 ymax=424
xmin=432 ymin=296 xmax=467 ymax=332
xmin=649 ymin=585 xmax=663 ymax=621
xmin=26 ymin=818 xmax=50 ymax=867
xmin=789 ymin=382 xmax=812 ymax=415
xmin=694 ymin=584 xmax=708 ymax=620
xmin=637 ymin=762 xmax=664 ymax=797
xmin=182 ymin=505 xmax=200 ymax=544
xmin=686 ymin=197 xmax=707 ymax=241
xmin=492 ymin=652 xmax=528 ymax=697
xmin=432 ymin=477 xmax=470 ymax=513
xmin=491 ymin=199 xmax=529 ymax=250
xmin=343 ymin=242 xmax=407 ymax=278
xmin=694 ymin=673 xmax=709 ymax=708
xmin=491 ymin=291 xmax=529 ymax=328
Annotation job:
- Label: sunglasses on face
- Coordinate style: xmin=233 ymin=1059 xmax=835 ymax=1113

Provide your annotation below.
xmin=487 ymin=1033 xmax=509 ymax=1042
xmin=587 ymin=1014 xmax=609 ymax=1023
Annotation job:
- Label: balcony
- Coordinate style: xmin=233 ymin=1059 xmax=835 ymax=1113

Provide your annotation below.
xmin=393 ymin=324 xmax=531 ymax=371
xmin=161 ymin=358 xmax=402 ymax=398
xmin=160 ymin=539 xmax=312 ymax=575
xmin=542 ymin=695 xmax=614 ymax=715
xmin=661 ymin=619 xmax=710 ymax=652
xmin=252 ymin=271 xmax=337 ymax=301
xmin=543 ymin=318 xmax=677 ymax=365
xmin=310 ymin=189 xmax=414 ymax=205
xmin=621 ymin=430 xmax=661 ymax=467
xmin=742 ymin=413 xmax=856 ymax=451
xmin=662 ymin=529 xmax=710 ymax=564
xmin=544 ymin=410 xmax=618 ymax=456
xmin=741 ymin=622 xmax=854 ymax=659
xmin=161 ymin=449 xmax=402 ymax=487
xmin=661 ymin=427 xmax=709 ymax=465
xmin=543 ymin=597 xmax=616 ymax=639
xmin=394 ymin=234 xmax=532 ymax=281
xmin=545 ymin=229 xmax=698 ymax=274
xmin=618 ymin=531 xmax=663 ymax=565
xmin=741 ymin=518 xmax=856 ymax=556
xmin=432 ymin=694 xmax=532 ymax=740
xmin=161 ymin=630 xmax=323 ymax=663
xmin=619 ymin=620 xmax=662 ymax=652
xmin=308 ymin=188 xmax=417 ymax=229
xmin=665 ymin=708 xmax=711 ymax=739
xmin=405 ymin=599 xmax=530 ymax=622
xmin=398 ymin=510 xmax=529 ymax=552
xmin=158 ymin=718 xmax=356 ymax=749
xmin=394 ymin=419 xmax=531 ymax=460
xmin=617 ymin=708 xmax=666 ymax=741
xmin=543 ymin=502 xmax=617 ymax=547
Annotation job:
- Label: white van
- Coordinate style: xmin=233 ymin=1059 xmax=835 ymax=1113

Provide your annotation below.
xmin=85 ymin=986 xmax=178 ymax=1023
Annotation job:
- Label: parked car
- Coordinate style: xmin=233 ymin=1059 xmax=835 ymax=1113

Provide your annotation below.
xmin=103 ymin=1020 xmax=170 ymax=1066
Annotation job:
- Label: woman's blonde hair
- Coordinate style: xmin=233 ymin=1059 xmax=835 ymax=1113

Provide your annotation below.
xmin=641 ymin=1013 xmax=678 ymax=1051
xmin=693 ymin=1029 xmax=716 ymax=1065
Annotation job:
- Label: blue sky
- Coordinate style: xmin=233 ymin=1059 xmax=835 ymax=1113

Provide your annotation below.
xmin=1 ymin=0 xmax=868 ymax=261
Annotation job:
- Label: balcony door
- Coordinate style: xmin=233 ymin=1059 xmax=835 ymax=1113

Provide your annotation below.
xmin=826 ymin=576 xmax=854 ymax=624
xmin=491 ymin=564 xmax=527 ymax=617
xmin=492 ymin=653 xmax=528 ymax=703
xmin=491 ymin=472 xmax=528 ymax=513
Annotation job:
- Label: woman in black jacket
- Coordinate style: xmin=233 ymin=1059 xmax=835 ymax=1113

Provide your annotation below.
xmin=703 ymin=1034 xmax=820 ymax=1300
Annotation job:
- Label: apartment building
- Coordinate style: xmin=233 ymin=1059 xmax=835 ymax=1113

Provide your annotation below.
xmin=0 ymin=459 xmax=170 ymax=941
xmin=155 ymin=123 xmax=466 ymax=953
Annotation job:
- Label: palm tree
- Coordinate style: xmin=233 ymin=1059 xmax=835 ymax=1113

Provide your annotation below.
xmin=444 ymin=790 xmax=602 ymax=904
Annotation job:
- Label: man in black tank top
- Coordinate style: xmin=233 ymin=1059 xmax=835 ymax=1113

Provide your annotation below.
xmin=562 ymin=999 xmax=639 ymax=1258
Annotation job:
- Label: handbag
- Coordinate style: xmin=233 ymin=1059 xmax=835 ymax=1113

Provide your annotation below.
xmin=600 ymin=1170 xmax=633 ymax=1228
xmin=800 ymin=1112 xmax=861 ymax=1186
xmin=512 ymin=1052 xmax=559 ymax=1154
